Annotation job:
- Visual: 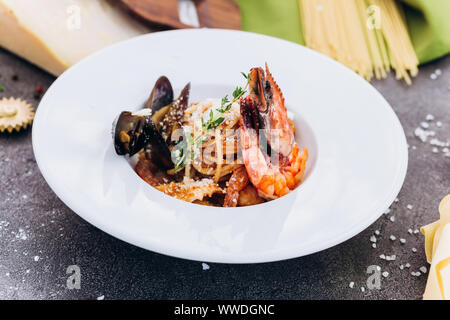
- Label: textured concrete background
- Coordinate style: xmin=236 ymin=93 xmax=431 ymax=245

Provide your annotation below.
xmin=0 ymin=48 xmax=449 ymax=300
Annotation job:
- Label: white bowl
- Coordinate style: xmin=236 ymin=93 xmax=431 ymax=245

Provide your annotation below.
xmin=32 ymin=29 xmax=408 ymax=263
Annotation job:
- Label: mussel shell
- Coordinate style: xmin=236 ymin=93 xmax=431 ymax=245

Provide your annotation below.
xmin=143 ymin=120 xmax=173 ymax=169
xmin=145 ymin=76 xmax=174 ymax=112
xmin=113 ymin=111 xmax=148 ymax=156
xmin=113 ymin=111 xmax=173 ymax=168
xmin=160 ymin=82 xmax=191 ymax=142
xmin=113 ymin=79 xmax=190 ymax=169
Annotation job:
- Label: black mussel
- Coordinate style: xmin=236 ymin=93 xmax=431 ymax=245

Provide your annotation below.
xmin=113 ymin=111 xmax=150 ymax=156
xmin=142 ymin=120 xmax=173 ymax=169
xmin=145 ymin=76 xmax=174 ymax=112
xmin=113 ymin=110 xmax=172 ymax=169
xmin=113 ymin=79 xmax=190 ymax=169
xmin=160 ymin=83 xmax=191 ymax=142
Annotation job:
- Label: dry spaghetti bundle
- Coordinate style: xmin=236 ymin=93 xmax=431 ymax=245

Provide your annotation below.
xmin=298 ymin=0 xmax=419 ymax=84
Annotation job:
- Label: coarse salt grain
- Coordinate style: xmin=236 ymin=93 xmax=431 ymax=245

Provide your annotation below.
xmin=436 ymin=121 xmax=442 ymax=127
xmin=426 ymin=114 xmax=435 ymax=121
xmin=430 ymin=73 xmax=437 ymax=80
xmin=420 ymin=122 xmax=430 ymax=129
xmin=361 ymin=287 xmax=365 ymax=292
xmin=389 ymin=235 xmax=396 ymax=241
xmin=429 ymin=138 xmax=450 ymax=147
xmin=400 ymin=265 xmax=404 ymax=270
xmin=414 ymin=127 xmax=435 ymax=143
xmin=408 ymin=228 xmax=413 ymax=234
xmin=33 ymin=256 xmax=39 ymax=262
xmin=370 ymin=236 xmax=377 ymax=243
xmin=400 ymin=238 xmax=406 ymax=244
xmin=202 ymin=263 xmax=210 ymax=270
xmin=372 ymin=243 xmax=377 ymax=249
xmin=379 ymin=254 xmax=386 ymax=260
xmin=382 ymin=271 xmax=389 ymax=278
xmin=386 ymin=255 xmax=396 ymax=261
xmin=405 ymin=263 xmax=411 ymax=268
xmin=414 ymin=229 xmax=420 ymax=234
xmin=349 ymin=282 xmax=355 ymax=288
xmin=407 ymin=204 xmax=413 ymax=210
xmin=432 ymin=147 xmax=439 ymax=153
xmin=412 ymin=248 xmax=417 ymax=253
xmin=97 ymin=295 xmax=105 ymax=300
xmin=390 ymin=216 xmax=396 ymax=222
xmin=435 ymin=69 xmax=442 ymax=75
xmin=375 ymin=230 xmax=380 ymax=235
xmin=16 ymin=228 xmax=28 ymax=240
xmin=420 ymin=266 xmax=428 ymax=273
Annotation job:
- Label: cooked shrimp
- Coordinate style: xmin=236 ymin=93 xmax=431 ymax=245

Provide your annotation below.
xmin=224 ymin=166 xmax=249 ymax=207
xmin=238 ymin=185 xmax=264 ymax=206
xmin=239 ymin=65 xmax=308 ymax=199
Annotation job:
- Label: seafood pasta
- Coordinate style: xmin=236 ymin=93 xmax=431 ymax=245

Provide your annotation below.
xmin=112 ymin=64 xmax=308 ymax=207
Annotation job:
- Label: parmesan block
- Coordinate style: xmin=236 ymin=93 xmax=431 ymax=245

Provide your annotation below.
xmin=0 ymin=0 xmax=151 ymax=76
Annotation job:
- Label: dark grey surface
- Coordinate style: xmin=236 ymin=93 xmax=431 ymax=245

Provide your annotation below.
xmin=0 ymin=48 xmax=449 ymax=300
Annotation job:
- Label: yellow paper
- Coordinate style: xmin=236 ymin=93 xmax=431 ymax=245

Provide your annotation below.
xmin=421 ymin=195 xmax=450 ymax=300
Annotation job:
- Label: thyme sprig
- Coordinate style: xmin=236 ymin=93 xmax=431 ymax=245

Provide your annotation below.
xmin=173 ymin=72 xmax=249 ymax=171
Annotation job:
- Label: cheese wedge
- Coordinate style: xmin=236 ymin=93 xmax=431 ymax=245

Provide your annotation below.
xmin=0 ymin=0 xmax=151 ymax=76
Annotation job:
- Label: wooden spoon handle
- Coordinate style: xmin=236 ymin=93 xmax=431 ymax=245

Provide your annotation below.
xmin=195 ymin=0 xmax=241 ymax=30
xmin=120 ymin=0 xmax=241 ymax=30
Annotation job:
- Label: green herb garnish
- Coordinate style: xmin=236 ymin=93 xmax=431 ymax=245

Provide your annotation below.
xmin=172 ymin=72 xmax=249 ymax=170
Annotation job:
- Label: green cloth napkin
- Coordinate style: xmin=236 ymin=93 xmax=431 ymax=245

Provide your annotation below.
xmin=235 ymin=0 xmax=450 ymax=64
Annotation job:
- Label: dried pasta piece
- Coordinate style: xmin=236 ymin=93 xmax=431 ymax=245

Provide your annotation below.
xmin=0 ymin=97 xmax=34 ymax=133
